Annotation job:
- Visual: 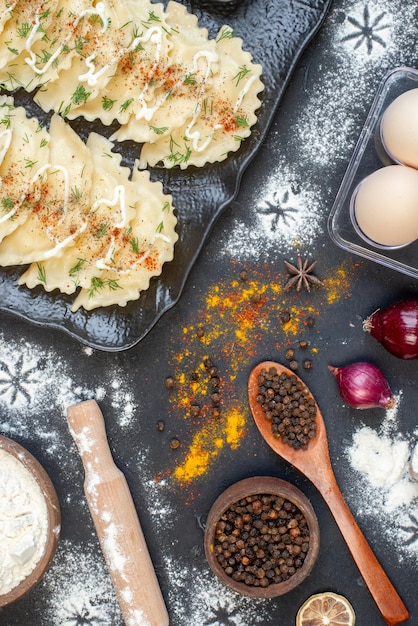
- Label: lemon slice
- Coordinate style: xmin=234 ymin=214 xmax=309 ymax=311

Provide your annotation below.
xmin=296 ymin=592 xmax=356 ymax=626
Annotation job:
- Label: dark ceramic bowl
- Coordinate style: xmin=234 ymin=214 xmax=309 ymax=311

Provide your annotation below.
xmin=0 ymin=435 xmax=61 ymax=607
xmin=204 ymin=476 xmax=320 ymax=598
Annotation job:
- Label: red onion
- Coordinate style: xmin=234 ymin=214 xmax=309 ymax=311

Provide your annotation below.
xmin=363 ymin=299 xmax=418 ymax=359
xmin=328 ymin=362 xmax=395 ymax=410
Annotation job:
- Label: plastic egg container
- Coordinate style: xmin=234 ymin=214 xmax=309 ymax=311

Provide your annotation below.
xmin=328 ymin=67 xmax=418 ymax=279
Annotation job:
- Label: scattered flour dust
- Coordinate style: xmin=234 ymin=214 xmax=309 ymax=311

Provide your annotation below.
xmin=132 ymin=448 xmax=275 ymax=626
xmin=345 ymin=394 xmax=418 ymax=564
xmin=0 ymin=334 xmax=142 ymax=623
xmin=164 ymin=557 xmax=266 ymax=626
xmin=295 ymin=0 xmax=416 ymax=169
xmin=0 ymin=334 xmax=139 ymax=441
xmin=219 ymin=0 xmax=417 ymax=264
xmin=41 ymin=538 xmax=122 ymax=624
xmin=220 ymin=163 xmax=324 ymax=261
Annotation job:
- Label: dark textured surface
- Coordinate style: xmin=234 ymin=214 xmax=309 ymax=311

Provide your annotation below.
xmin=0 ymin=0 xmax=331 ymax=351
xmin=1 ymin=1 xmax=417 ymax=626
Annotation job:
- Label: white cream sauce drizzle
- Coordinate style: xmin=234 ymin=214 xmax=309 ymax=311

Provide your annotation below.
xmin=96 ymin=230 xmax=172 ymax=275
xmin=0 ymin=162 xmax=86 ymax=257
xmin=134 ymin=26 xmax=164 ymax=121
xmin=92 ymin=185 xmax=127 ymax=271
xmin=32 ymin=164 xmax=88 ymax=258
xmin=0 ymin=128 xmax=12 ymax=166
xmin=91 ymin=184 xmax=127 ymax=229
xmin=0 ymin=1 xmax=17 ymax=26
xmin=135 ymin=47 xmax=219 ymax=133
xmin=185 ymin=70 xmax=257 ymax=153
xmin=42 ymin=217 xmax=88 ymax=260
xmin=78 ymin=32 xmax=144 ymax=87
xmin=184 ymin=50 xmax=219 ymax=152
xmin=233 ymin=74 xmax=258 ymax=112
xmin=25 ymin=2 xmax=109 ymax=76
xmin=0 ymin=161 xmax=54 ymax=224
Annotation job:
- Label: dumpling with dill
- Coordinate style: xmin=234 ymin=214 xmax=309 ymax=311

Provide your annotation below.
xmin=0 ymin=0 xmax=59 ymax=91
xmin=20 ymin=131 xmax=178 ymax=311
xmin=0 ymin=113 xmax=92 ymax=266
xmin=0 ymin=96 xmax=50 ymax=243
xmin=109 ymin=1 xmax=219 ymax=144
xmin=34 ymin=0 xmax=133 ymax=117
xmin=67 ymin=1 xmax=174 ymax=127
xmin=72 ymin=162 xmax=177 ymax=311
xmin=19 ymin=131 xmax=136 ymax=294
xmin=137 ymin=23 xmax=263 ymax=169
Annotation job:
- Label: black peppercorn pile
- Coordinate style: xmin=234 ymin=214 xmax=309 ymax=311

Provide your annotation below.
xmin=256 ymin=367 xmax=317 ymax=449
xmin=214 ymin=494 xmax=310 ymax=588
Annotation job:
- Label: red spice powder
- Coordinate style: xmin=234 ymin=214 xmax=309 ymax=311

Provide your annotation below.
xmin=164 ymin=259 xmax=357 ymax=492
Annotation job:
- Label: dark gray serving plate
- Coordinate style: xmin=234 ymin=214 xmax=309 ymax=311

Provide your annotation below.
xmin=0 ymin=0 xmax=332 ymax=351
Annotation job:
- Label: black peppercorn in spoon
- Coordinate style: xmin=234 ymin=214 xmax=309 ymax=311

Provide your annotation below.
xmin=248 ymin=361 xmax=409 ymax=626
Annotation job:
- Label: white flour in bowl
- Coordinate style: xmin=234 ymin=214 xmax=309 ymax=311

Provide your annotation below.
xmin=0 ymin=449 xmax=49 ymax=596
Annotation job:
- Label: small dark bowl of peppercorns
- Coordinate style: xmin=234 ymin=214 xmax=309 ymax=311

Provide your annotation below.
xmin=204 ymin=476 xmax=319 ymax=598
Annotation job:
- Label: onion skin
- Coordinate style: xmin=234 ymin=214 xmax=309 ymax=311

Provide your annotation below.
xmin=328 ymin=362 xmax=395 ymax=410
xmin=363 ymin=299 xmax=418 ymax=359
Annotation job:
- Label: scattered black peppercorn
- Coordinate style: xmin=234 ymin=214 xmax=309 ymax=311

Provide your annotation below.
xmin=302 ymin=359 xmax=313 ymax=370
xmin=280 ymin=310 xmax=291 ymax=324
xmin=299 ymin=339 xmax=309 ymax=350
xmin=285 ymin=348 xmax=295 ymax=360
xmin=252 ymin=293 xmax=261 ymax=304
xmin=213 ymin=493 xmax=311 ymax=587
xmin=169 ymin=438 xmax=180 ymax=449
xmin=190 ymin=403 xmax=201 ymax=417
xmin=305 ymin=316 xmax=315 ymax=328
xmin=289 ymin=360 xmax=299 ymax=371
xmin=166 ymin=357 xmax=223 ymax=423
xmin=165 ymin=376 xmax=176 ymax=390
xmin=204 ymin=357 xmax=214 ymax=369
xmin=210 ymin=376 xmax=220 ymax=389
xmin=239 ymin=270 xmax=248 ymax=282
xmin=256 ymin=367 xmax=317 ymax=449
xmin=156 ymin=420 xmax=165 ymax=431
xmin=196 ymin=326 xmax=205 ymax=338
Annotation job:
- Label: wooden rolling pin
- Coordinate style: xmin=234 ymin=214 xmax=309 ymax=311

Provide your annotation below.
xmin=67 ymin=399 xmax=169 ymax=626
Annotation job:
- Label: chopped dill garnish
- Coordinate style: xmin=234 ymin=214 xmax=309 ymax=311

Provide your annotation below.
xmin=1 ymin=197 xmax=14 ymax=213
xmin=119 ymin=98 xmax=134 ymax=113
xmin=184 ymin=73 xmax=197 ymax=86
xmin=235 ymin=115 xmax=249 ymax=127
xmin=69 ymin=258 xmax=87 ymax=276
xmin=88 ymin=276 xmax=122 ymax=298
xmin=217 ymin=26 xmax=234 ymax=42
xmin=102 ymin=96 xmax=116 ymax=111
xmin=71 ymin=186 xmax=82 ymax=203
xmin=130 ymin=237 xmax=139 ymax=255
xmin=16 ymin=23 xmax=31 ymax=38
xmin=166 ymin=136 xmax=192 ymax=166
xmin=71 ymin=85 xmax=90 ymax=106
xmin=95 ymin=223 xmax=109 ymax=238
xmin=36 ymin=263 xmax=47 ymax=285
xmin=149 ymin=125 xmax=168 ymax=135
xmin=233 ymin=65 xmax=251 ymax=86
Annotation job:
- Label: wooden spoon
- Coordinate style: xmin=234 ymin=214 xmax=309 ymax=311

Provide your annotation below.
xmin=67 ymin=400 xmax=169 ymax=626
xmin=248 ymin=361 xmax=409 ymax=626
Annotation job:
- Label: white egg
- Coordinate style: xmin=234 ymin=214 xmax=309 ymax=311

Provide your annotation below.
xmin=381 ymin=88 xmax=418 ymax=168
xmin=353 ymin=165 xmax=418 ymax=248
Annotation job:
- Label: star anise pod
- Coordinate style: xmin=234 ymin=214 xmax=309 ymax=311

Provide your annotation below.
xmin=284 ymin=255 xmax=323 ymax=293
